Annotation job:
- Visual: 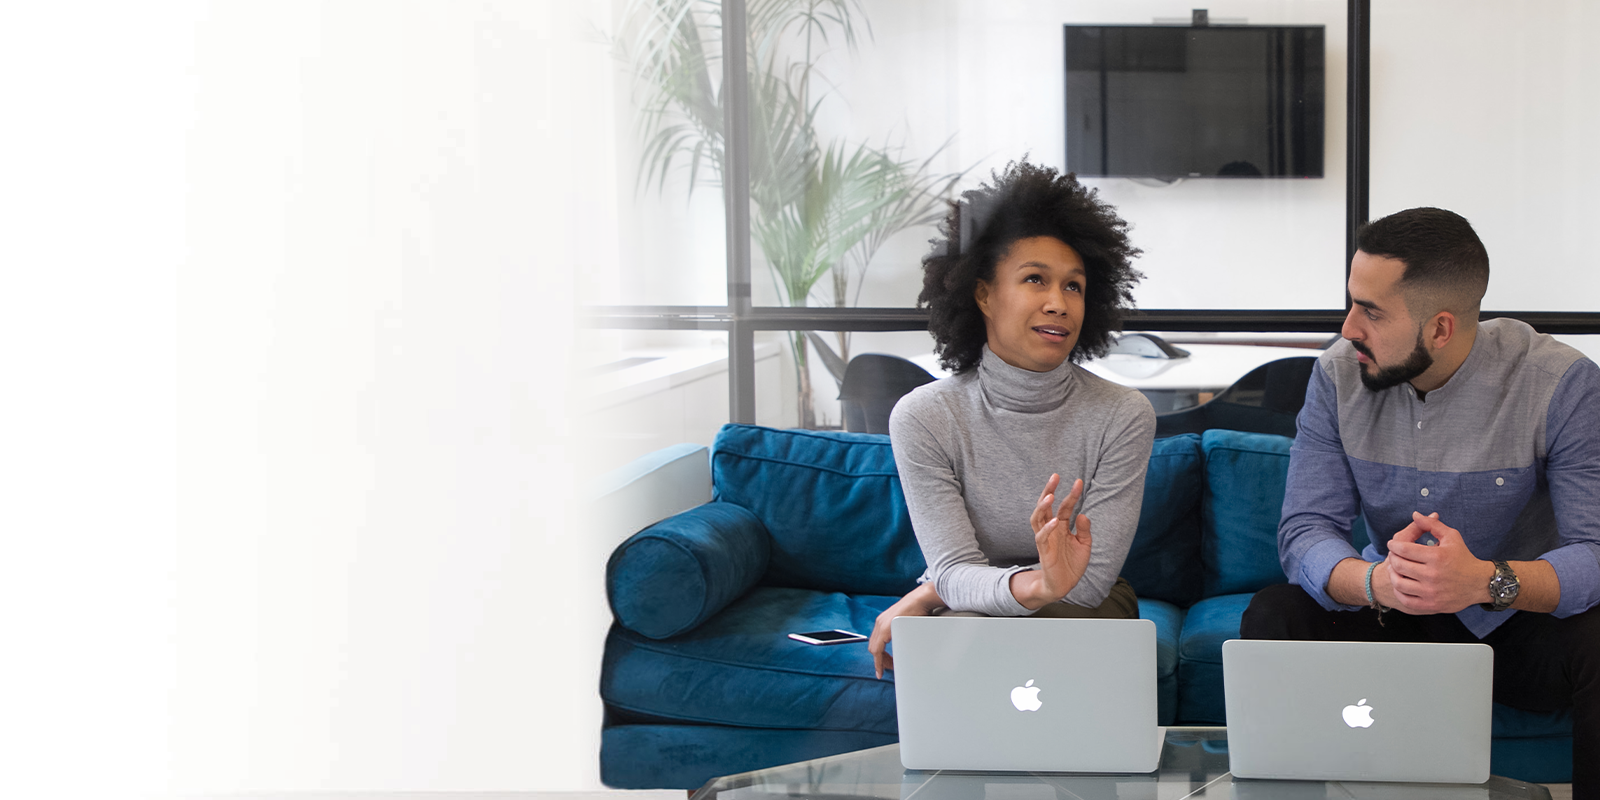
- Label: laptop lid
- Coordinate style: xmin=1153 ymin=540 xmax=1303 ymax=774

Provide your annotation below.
xmin=891 ymin=616 xmax=1161 ymax=773
xmin=1222 ymin=639 xmax=1493 ymax=783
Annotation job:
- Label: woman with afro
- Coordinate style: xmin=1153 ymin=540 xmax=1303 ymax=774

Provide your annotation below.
xmin=869 ymin=160 xmax=1155 ymax=677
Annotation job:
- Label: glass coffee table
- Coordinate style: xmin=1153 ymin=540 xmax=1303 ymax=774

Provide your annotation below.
xmin=690 ymin=728 xmax=1550 ymax=800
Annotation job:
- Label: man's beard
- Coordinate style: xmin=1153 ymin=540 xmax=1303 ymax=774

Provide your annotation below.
xmin=1353 ymin=328 xmax=1433 ymax=392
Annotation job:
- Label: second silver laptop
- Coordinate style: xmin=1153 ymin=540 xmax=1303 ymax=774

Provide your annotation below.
xmin=1223 ymin=639 xmax=1493 ymax=783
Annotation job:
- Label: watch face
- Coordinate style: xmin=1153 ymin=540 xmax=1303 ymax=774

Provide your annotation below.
xmin=1488 ymin=563 xmax=1519 ymax=609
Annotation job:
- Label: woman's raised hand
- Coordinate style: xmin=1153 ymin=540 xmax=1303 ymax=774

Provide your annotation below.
xmin=1023 ymin=475 xmax=1093 ymax=607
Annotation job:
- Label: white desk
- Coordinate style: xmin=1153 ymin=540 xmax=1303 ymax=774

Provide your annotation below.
xmin=910 ymin=342 xmax=1324 ymax=413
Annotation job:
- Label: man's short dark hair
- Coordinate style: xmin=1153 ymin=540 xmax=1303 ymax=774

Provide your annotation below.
xmin=1356 ymin=207 xmax=1489 ymax=321
xmin=919 ymin=160 xmax=1143 ymax=374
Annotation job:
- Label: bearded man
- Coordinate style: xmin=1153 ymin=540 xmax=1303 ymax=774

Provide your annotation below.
xmin=1241 ymin=207 xmax=1600 ymax=797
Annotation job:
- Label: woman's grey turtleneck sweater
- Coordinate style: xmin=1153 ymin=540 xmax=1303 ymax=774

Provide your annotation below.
xmin=888 ymin=345 xmax=1156 ymax=616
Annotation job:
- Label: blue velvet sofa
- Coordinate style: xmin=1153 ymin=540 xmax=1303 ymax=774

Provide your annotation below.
xmin=598 ymin=424 xmax=1572 ymax=789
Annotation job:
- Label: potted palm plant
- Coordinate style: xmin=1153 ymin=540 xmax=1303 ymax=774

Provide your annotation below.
xmin=618 ymin=0 xmax=963 ymax=427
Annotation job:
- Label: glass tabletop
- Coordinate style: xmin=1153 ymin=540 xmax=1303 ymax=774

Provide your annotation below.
xmin=691 ymin=728 xmax=1550 ymax=800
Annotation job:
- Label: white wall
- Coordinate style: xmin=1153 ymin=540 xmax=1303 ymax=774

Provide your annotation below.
xmin=173 ymin=0 xmax=606 ymax=791
xmin=607 ymin=0 xmax=1599 ymax=405
xmin=173 ymin=0 xmax=596 ymax=790
xmin=1370 ymin=0 xmax=1600 ymax=313
xmin=838 ymin=0 xmax=1351 ymax=312
xmin=617 ymin=0 xmax=1600 ymax=317
xmin=7 ymin=0 xmax=612 ymax=795
xmin=621 ymin=0 xmax=1351 ymax=313
xmin=602 ymin=0 xmax=731 ymax=308
xmin=2 ymin=2 xmax=187 ymax=796
xmin=579 ymin=334 xmax=787 ymax=471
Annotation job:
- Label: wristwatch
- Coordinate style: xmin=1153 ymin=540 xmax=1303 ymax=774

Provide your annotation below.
xmin=1480 ymin=560 xmax=1520 ymax=612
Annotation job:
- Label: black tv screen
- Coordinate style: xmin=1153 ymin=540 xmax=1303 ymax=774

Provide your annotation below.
xmin=1064 ymin=25 xmax=1324 ymax=179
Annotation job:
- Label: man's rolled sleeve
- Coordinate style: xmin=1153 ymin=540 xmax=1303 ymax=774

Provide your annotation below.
xmin=1279 ymin=362 xmax=1366 ymax=611
xmin=1543 ymin=359 xmax=1600 ymax=618
xmin=1296 ymin=539 xmax=1365 ymax=611
xmin=1545 ymin=544 xmax=1600 ymax=618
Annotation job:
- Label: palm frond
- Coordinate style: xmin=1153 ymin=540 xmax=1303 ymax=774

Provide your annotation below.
xmin=621 ymin=0 xmax=962 ymax=314
xmin=831 ymin=140 xmax=970 ymax=307
xmin=621 ymin=0 xmax=725 ymax=195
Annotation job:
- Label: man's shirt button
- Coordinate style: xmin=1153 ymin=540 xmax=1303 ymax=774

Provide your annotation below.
xmin=1421 ymin=488 xmax=1430 ymax=497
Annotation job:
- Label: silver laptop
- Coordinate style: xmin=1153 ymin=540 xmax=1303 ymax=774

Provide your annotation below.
xmin=1222 ymin=639 xmax=1493 ymax=783
xmin=892 ymin=616 xmax=1162 ymax=772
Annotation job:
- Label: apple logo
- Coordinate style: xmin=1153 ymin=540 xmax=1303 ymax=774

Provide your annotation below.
xmin=1342 ymin=698 xmax=1376 ymax=728
xmin=1010 ymin=679 xmax=1042 ymax=712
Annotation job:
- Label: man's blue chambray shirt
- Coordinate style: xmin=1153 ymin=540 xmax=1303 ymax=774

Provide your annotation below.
xmin=1280 ymin=318 xmax=1600 ymax=638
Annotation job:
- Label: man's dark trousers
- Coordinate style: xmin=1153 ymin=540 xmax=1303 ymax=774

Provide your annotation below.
xmin=1242 ymin=583 xmax=1600 ymax=799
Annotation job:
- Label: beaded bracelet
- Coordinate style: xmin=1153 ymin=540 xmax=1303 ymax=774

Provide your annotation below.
xmin=1364 ymin=561 xmax=1387 ymax=627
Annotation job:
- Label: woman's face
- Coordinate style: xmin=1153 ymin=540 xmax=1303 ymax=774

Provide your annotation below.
xmin=973 ymin=236 xmax=1086 ymax=373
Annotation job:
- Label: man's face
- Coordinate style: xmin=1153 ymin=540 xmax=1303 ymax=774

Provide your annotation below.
xmin=1342 ymin=251 xmax=1434 ymax=392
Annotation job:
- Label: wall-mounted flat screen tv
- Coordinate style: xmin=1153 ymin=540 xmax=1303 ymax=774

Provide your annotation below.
xmin=1064 ymin=24 xmax=1325 ymax=179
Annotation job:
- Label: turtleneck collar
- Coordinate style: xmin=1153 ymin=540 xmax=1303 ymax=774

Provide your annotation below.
xmin=976 ymin=344 xmax=1076 ymax=413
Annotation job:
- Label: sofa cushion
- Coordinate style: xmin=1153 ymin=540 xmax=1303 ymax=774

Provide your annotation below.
xmin=1490 ymin=711 xmax=1573 ymax=784
xmin=1137 ymin=597 xmax=1186 ymax=726
xmin=1201 ymin=430 xmax=1293 ymax=597
xmin=607 ymin=502 xmax=770 ymax=640
xmin=711 ymin=424 xmax=925 ymax=595
xmin=1122 ymin=434 xmax=1204 ymax=607
xmin=601 ymin=586 xmax=901 ymax=734
xmin=1493 ymin=702 xmax=1573 ymax=739
xmin=1175 ymin=592 xmax=1252 ymax=724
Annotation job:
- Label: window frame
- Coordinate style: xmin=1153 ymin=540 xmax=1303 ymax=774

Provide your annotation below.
xmin=582 ymin=0 xmax=1600 ymax=425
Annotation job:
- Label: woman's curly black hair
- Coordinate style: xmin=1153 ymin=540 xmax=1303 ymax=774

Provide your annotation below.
xmin=920 ymin=159 xmax=1143 ymax=374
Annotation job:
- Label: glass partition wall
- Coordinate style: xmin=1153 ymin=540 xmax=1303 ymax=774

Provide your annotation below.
xmin=582 ymin=0 xmax=1600 ymax=473
xmin=1368 ymin=0 xmax=1600 ymax=357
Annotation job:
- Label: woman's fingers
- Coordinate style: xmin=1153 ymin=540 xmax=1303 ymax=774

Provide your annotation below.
xmin=1031 ymin=492 xmax=1056 ymax=533
xmin=1057 ymin=478 xmax=1085 ymax=522
xmin=872 ymin=645 xmax=893 ymax=680
xmin=870 ymin=587 xmax=945 ymax=679
xmin=868 ymin=610 xmax=894 ymax=679
xmin=1036 ymin=473 xmax=1060 ymax=504
xmin=1032 ymin=474 xmax=1061 ymax=534
xmin=1035 ymin=477 xmax=1084 ymax=534
xmin=1030 ymin=479 xmax=1090 ymax=603
xmin=1035 ymin=517 xmax=1059 ymax=551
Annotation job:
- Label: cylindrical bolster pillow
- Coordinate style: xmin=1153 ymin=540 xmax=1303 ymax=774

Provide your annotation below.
xmin=606 ymin=501 xmax=771 ymax=640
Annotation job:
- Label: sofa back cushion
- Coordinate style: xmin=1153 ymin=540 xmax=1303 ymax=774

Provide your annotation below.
xmin=1120 ymin=434 xmax=1204 ymax=607
xmin=712 ymin=424 xmax=925 ymax=595
xmin=1200 ymin=429 xmax=1293 ymax=597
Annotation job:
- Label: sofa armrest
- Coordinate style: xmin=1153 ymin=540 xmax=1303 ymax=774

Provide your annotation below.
xmin=606 ymin=502 xmax=771 ymax=639
xmin=592 ymin=443 xmax=714 ymax=553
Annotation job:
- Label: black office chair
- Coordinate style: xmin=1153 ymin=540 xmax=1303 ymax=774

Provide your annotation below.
xmin=837 ymin=354 xmax=937 ymax=434
xmin=1153 ymin=356 xmax=1317 ymax=439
